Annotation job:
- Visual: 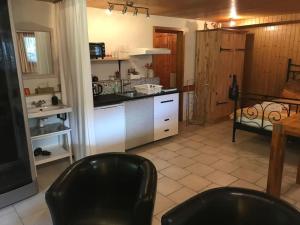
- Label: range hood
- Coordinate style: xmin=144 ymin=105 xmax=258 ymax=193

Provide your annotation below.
xmin=128 ymin=48 xmax=171 ymax=56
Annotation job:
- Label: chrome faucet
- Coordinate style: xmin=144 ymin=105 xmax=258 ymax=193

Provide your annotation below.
xmin=32 ymin=100 xmax=46 ymax=108
xmin=121 ymin=80 xmax=131 ymax=93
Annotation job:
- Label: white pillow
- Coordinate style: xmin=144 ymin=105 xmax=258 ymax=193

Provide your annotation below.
xmin=261 ymin=101 xmax=287 ymax=112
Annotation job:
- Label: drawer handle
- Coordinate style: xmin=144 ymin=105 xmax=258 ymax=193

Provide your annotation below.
xmin=161 ymin=100 xmax=174 ymax=104
xmin=164 ymin=118 xmax=170 ymax=121
xmin=164 ymin=129 xmax=170 ymax=132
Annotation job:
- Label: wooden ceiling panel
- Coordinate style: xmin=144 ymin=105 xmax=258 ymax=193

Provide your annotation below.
xmin=86 ymin=0 xmax=300 ymax=22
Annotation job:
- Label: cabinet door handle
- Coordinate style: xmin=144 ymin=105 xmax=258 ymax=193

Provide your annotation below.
xmin=164 ymin=129 xmax=170 ymax=132
xmin=161 ymin=100 xmax=173 ymax=103
xmin=164 ymin=118 xmax=170 ymax=121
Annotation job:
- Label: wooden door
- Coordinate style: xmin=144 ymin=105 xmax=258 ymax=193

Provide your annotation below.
xmin=211 ymin=31 xmax=246 ymax=121
xmin=194 ymin=31 xmax=219 ymax=123
xmin=212 ymin=31 xmax=235 ymax=120
xmin=153 ymin=32 xmax=177 ymax=88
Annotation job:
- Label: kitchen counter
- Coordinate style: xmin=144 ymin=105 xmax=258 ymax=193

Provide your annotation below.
xmin=93 ymin=90 xmax=179 ymax=107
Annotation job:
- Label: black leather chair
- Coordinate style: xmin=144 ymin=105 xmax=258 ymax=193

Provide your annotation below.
xmin=162 ymin=187 xmax=300 ymax=225
xmin=46 ymin=153 xmax=157 ymax=225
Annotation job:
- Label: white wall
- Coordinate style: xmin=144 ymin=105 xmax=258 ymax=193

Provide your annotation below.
xmin=87 ymin=7 xmax=209 ymax=84
xmin=11 ymin=0 xmax=60 ymax=95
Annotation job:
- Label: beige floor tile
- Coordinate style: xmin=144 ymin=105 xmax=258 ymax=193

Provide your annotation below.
xmin=152 ymin=216 xmax=160 ymax=225
xmin=281 ymin=195 xmax=297 ymax=205
xmin=0 ymin=211 xmax=23 ymax=225
xmin=199 ymin=145 xmax=220 ymax=155
xmin=157 ymin=172 xmax=164 ymax=179
xmin=175 ymin=147 xmax=200 ymax=158
xmin=14 ymin=191 xmax=47 ymax=219
xmin=146 ymin=146 xmax=165 ymax=154
xmin=256 ymin=176 xmax=294 ymax=194
xmin=187 ymin=134 xmax=206 ymax=143
xmin=201 ymin=138 xmax=224 ymax=148
xmin=169 ymin=156 xmax=196 ymax=168
xmin=284 ymin=184 xmax=300 ymax=202
xmin=154 ymin=193 xmax=175 ymax=215
xmin=161 ymin=166 xmax=190 ymax=180
xmin=206 ymin=170 xmax=238 ymax=186
xmin=21 ymin=208 xmax=52 ymax=225
xmin=182 ymin=140 xmax=205 ymax=150
xmin=230 ymin=179 xmax=263 ymax=191
xmin=179 ymin=174 xmax=211 ymax=192
xmin=154 ymin=150 xmax=179 ymax=160
xmin=186 ymin=162 xmax=215 ymax=177
xmin=0 ymin=206 xmax=15 ymax=218
xmin=151 ymin=158 xmax=171 ymax=171
xmin=135 ymin=151 xmax=156 ymax=161
xmin=157 ymin=177 xmax=182 ymax=196
xmin=211 ymin=160 xmax=240 ymax=173
xmin=231 ymin=168 xmax=264 ymax=183
xmin=168 ymin=187 xmax=196 ymax=204
xmin=161 ymin=143 xmax=184 ymax=151
xmin=202 ymin=183 xmax=223 ymax=192
xmin=194 ymin=153 xmax=219 ymax=165
xmin=215 ymin=152 xmax=238 ymax=162
xmin=295 ymin=202 xmax=300 ymax=210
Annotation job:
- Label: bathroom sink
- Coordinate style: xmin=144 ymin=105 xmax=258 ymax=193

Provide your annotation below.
xmin=27 ymin=105 xmax=72 ymax=119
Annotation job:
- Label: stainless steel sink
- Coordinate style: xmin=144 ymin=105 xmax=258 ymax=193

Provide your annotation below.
xmin=117 ymin=92 xmax=137 ymax=98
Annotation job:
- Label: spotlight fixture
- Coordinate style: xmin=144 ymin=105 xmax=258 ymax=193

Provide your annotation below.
xmin=122 ymin=5 xmax=127 ymax=14
xmin=107 ymin=1 xmax=150 ymax=18
xmin=229 ymin=19 xmax=236 ymax=27
xmin=106 ymin=3 xmax=114 ymax=15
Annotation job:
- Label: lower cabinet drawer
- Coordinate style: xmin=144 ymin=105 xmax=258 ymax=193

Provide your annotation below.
xmin=154 ymin=118 xmax=178 ymax=141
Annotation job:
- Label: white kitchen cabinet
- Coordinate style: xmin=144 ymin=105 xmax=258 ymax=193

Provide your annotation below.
xmin=154 ymin=93 xmax=179 ymax=141
xmin=94 ymin=103 xmax=125 ymax=154
xmin=125 ymin=98 xmax=154 ymax=149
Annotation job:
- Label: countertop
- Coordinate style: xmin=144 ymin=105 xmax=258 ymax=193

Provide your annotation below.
xmin=94 ymin=90 xmax=179 ymax=107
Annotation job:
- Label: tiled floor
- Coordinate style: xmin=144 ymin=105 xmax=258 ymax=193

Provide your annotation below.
xmin=1 ymin=120 xmax=300 ymax=225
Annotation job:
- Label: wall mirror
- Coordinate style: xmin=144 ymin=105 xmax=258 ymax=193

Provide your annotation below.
xmin=16 ymin=31 xmax=54 ymax=77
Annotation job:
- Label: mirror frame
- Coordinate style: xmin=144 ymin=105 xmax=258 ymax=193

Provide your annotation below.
xmin=16 ymin=28 xmax=58 ymax=80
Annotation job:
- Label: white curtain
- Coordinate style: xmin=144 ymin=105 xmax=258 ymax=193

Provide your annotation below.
xmin=55 ymin=0 xmax=95 ymax=159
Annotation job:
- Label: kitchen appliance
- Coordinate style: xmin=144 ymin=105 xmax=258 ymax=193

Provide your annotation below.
xmin=89 ymin=42 xmax=105 ymax=59
xmin=92 ymin=82 xmax=103 ymax=96
xmin=0 ymin=0 xmax=38 ymax=208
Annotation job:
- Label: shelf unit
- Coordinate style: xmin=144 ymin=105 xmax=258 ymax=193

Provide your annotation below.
xmin=28 ymin=109 xmax=73 ymax=168
xmin=90 ymin=57 xmax=129 ymax=74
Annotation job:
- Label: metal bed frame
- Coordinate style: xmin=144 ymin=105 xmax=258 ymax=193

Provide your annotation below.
xmin=287 ymin=58 xmax=300 ymax=81
xmin=232 ymin=92 xmax=300 ymax=142
xmin=232 ymin=58 xmax=300 ymax=142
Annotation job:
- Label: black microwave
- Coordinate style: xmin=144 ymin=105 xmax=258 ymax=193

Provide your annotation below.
xmin=89 ymin=42 xmax=105 ymax=59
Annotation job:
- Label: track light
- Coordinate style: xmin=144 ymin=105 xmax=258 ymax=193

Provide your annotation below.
xmin=106 ymin=3 xmax=114 ymax=15
xmin=107 ymin=1 xmax=150 ymax=18
xmin=122 ymin=5 xmax=127 ymax=14
xmin=109 ymin=3 xmax=114 ymax=12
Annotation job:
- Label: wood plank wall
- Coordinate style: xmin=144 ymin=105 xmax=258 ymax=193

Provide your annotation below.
xmin=224 ymin=13 xmax=300 ymax=96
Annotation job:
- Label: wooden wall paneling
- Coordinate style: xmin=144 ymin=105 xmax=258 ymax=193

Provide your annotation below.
xmin=241 ymin=22 xmax=300 ymax=96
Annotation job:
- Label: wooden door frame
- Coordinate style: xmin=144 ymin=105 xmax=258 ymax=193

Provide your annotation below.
xmin=153 ymin=26 xmax=185 ymax=121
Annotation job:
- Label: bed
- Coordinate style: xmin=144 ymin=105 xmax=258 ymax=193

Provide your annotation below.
xmin=231 ymin=58 xmax=300 ymax=142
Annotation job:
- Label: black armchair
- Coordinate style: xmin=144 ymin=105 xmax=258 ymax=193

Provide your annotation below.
xmin=162 ymin=187 xmax=300 ymax=225
xmin=46 ymin=153 xmax=157 ymax=225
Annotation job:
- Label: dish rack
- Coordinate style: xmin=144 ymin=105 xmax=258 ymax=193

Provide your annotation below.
xmin=134 ymin=84 xmax=162 ymax=95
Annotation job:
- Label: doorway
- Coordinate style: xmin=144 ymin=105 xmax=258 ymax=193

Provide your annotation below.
xmin=153 ymin=27 xmax=184 ymax=120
